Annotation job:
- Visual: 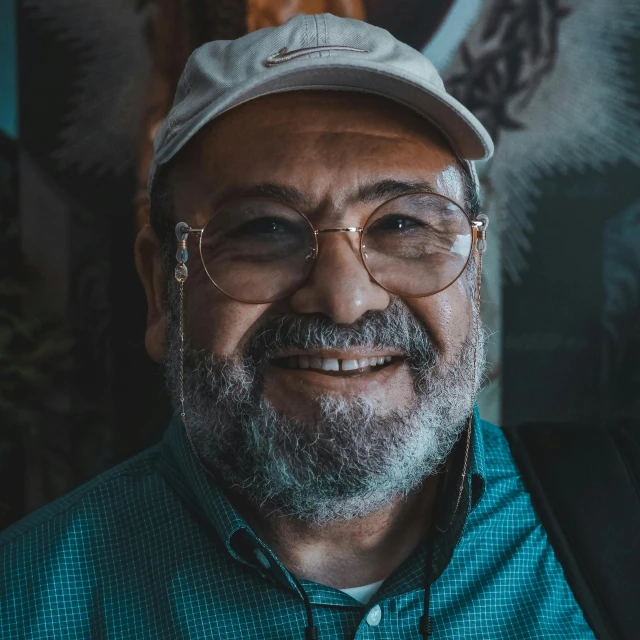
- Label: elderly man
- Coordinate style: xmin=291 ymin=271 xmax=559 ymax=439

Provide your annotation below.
xmin=1 ymin=14 xmax=600 ymax=640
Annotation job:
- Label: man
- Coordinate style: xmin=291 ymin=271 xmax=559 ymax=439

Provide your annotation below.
xmin=1 ymin=14 xmax=596 ymax=639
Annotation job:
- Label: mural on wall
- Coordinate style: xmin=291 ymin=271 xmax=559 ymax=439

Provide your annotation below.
xmin=431 ymin=0 xmax=640 ymax=424
xmin=3 ymin=0 xmax=640 ymax=528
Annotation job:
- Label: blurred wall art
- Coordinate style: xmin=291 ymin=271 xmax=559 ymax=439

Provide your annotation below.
xmin=2 ymin=0 xmax=640 ymax=528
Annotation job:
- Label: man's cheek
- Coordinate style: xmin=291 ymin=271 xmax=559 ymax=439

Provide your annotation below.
xmin=185 ymin=290 xmax=270 ymax=356
xmin=404 ymin=291 xmax=472 ymax=359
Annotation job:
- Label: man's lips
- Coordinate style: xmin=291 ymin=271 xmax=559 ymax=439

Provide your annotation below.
xmin=269 ymin=350 xmax=404 ymax=378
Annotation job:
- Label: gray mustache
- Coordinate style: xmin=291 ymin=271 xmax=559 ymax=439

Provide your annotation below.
xmin=243 ymin=298 xmax=438 ymax=367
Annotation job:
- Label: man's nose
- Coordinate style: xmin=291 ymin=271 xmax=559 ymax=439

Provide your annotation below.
xmin=288 ymin=231 xmax=390 ymax=324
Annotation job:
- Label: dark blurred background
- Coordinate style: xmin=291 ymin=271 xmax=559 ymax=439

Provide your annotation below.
xmin=2 ymin=0 xmax=640 ymax=530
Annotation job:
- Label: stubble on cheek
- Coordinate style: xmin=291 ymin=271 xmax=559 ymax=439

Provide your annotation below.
xmin=183 ymin=279 xmax=271 ymax=357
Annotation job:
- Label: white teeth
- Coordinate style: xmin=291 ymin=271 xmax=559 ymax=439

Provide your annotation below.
xmin=284 ymin=355 xmax=394 ymax=370
xmin=342 ymin=359 xmax=359 ymax=371
xmin=322 ymin=358 xmax=339 ymax=371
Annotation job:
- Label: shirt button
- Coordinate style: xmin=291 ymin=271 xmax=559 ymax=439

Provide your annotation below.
xmin=366 ymin=605 xmax=382 ymax=626
xmin=253 ymin=548 xmax=271 ymax=569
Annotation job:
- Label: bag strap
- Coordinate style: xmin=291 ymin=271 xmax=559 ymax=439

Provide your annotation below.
xmin=502 ymin=422 xmax=640 ymax=640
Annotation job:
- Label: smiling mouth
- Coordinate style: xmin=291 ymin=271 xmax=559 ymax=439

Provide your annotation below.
xmin=270 ymin=355 xmax=400 ymax=377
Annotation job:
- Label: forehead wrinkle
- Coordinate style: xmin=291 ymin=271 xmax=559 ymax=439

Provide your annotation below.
xmin=296 ymin=128 xmax=446 ymax=161
xmin=228 ymin=97 xmax=452 ymax=147
xmin=183 ymin=99 xmax=464 ymax=222
xmin=253 ymin=131 xmax=452 ymax=201
xmin=218 ymin=118 xmax=450 ymax=166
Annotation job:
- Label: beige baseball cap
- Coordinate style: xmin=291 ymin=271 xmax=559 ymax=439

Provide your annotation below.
xmin=149 ymin=12 xmax=493 ymax=188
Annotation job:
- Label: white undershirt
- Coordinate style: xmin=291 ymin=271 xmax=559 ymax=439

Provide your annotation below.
xmin=339 ymin=579 xmax=385 ymax=605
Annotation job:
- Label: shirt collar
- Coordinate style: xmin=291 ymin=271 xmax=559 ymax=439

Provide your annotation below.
xmin=159 ymin=416 xmax=308 ymax=594
xmin=159 ymin=416 xmax=249 ymax=557
xmin=469 ymin=405 xmax=487 ymax=508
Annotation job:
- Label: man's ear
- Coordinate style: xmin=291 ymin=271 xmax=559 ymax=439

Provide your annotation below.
xmin=135 ymin=224 xmax=167 ymax=363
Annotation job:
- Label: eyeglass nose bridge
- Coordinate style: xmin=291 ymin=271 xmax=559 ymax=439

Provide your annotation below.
xmin=314 ymin=227 xmax=363 ymax=234
xmin=309 ymin=227 xmax=365 ymax=260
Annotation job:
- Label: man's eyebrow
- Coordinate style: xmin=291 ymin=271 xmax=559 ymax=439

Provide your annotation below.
xmin=213 ymin=183 xmax=311 ymax=209
xmin=212 ymin=179 xmax=439 ymax=210
xmin=356 ymin=179 xmax=438 ymax=204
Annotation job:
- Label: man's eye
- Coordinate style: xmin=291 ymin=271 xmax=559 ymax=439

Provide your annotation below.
xmin=232 ymin=217 xmax=293 ymax=237
xmin=372 ymin=215 xmax=424 ymax=232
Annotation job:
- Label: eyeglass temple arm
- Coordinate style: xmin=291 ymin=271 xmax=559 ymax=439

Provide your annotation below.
xmin=176 ymin=222 xmax=203 ymax=237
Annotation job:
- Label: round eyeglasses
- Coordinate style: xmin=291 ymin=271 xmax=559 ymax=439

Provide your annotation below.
xmin=174 ymin=193 xmax=488 ymax=304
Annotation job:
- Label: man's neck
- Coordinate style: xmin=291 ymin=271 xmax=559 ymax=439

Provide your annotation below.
xmin=230 ymin=476 xmax=440 ymax=589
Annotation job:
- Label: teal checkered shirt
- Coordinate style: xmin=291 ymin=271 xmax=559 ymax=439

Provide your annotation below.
xmin=1 ymin=415 xmax=596 ymax=639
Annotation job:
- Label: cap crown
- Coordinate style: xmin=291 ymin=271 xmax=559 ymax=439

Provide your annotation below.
xmin=162 ymin=14 xmax=442 ymax=147
xmin=150 ymin=13 xmax=493 ymax=186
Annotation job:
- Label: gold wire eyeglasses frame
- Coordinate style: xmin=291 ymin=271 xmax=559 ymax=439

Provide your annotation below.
xmin=172 ymin=193 xmax=489 ymax=304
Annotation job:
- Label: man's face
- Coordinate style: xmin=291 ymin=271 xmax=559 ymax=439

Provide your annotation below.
xmin=140 ymin=92 xmax=483 ymax=522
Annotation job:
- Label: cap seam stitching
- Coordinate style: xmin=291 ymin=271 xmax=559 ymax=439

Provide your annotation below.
xmin=168 ymin=55 xmax=195 ymax=134
xmin=322 ymin=13 xmax=327 ymax=48
xmin=183 ymin=67 xmax=193 ymax=94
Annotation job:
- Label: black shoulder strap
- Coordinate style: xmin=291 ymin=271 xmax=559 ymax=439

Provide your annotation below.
xmin=502 ymin=422 xmax=640 ymax=640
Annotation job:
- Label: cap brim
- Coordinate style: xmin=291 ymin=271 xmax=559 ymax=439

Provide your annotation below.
xmin=150 ymin=59 xmax=493 ymax=187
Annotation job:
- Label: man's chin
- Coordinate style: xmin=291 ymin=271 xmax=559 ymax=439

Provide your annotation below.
xmin=181 ymin=370 xmax=468 ymax=524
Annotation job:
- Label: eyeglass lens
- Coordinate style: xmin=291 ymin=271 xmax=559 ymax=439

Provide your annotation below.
xmin=199 ymin=194 xmax=472 ymax=303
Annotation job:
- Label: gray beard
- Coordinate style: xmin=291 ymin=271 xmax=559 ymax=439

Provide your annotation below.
xmin=165 ymin=285 xmax=485 ymax=525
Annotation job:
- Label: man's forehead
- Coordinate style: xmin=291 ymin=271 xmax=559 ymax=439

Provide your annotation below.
xmin=171 ymin=91 xmax=465 ymax=209
xmin=184 ymin=91 xmax=457 ymax=159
